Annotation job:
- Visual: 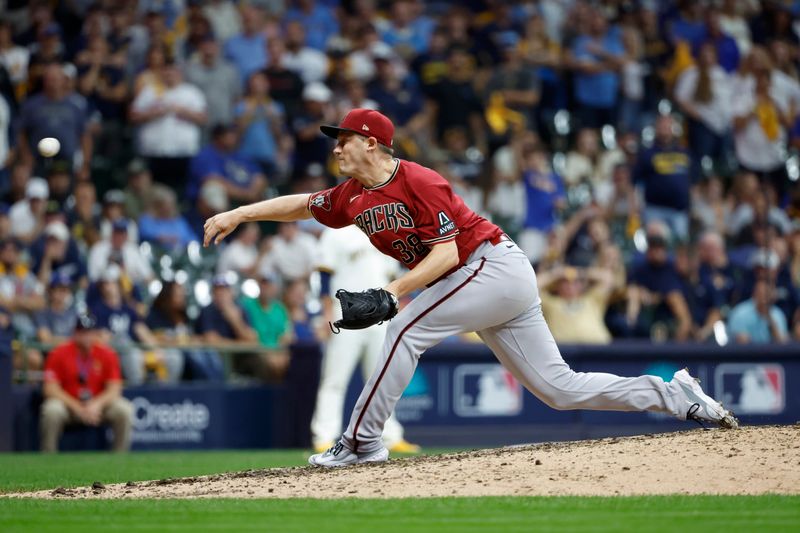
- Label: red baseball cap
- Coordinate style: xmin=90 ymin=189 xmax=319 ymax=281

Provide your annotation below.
xmin=320 ymin=108 xmax=394 ymax=148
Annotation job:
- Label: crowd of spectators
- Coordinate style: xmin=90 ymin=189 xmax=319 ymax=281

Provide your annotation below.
xmin=1 ymin=0 xmax=800 ymax=386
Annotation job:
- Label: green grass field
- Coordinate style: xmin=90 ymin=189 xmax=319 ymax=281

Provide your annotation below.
xmin=0 ymin=451 xmax=798 ymax=533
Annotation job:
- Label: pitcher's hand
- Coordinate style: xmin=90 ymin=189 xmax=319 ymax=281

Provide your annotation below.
xmin=204 ymin=209 xmax=242 ymax=247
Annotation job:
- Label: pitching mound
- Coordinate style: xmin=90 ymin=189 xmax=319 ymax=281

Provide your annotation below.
xmin=14 ymin=425 xmax=800 ymax=499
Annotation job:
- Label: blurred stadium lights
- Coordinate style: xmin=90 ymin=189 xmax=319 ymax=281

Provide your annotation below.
xmin=465 ymin=146 xmax=484 ymax=164
xmin=148 ymin=279 xmax=163 ymax=297
xmin=601 ymin=124 xmax=617 ymax=150
xmin=159 ymin=255 xmax=173 ymax=269
xmin=139 ymin=241 xmax=153 ymax=261
xmin=241 ymin=278 xmax=260 ymax=299
xmin=175 ymin=270 xmax=189 ymax=285
xmin=554 ymin=109 xmax=570 ymax=136
xmin=633 ymin=228 xmax=648 ymax=253
xmin=701 ymin=155 xmax=713 ymax=174
xmin=552 ymin=152 xmax=566 ymax=176
xmin=713 ymin=320 xmax=729 ymax=346
xmin=194 ymin=279 xmax=211 ymax=307
xmin=657 ymin=98 xmax=673 ymax=116
xmin=160 ymin=268 xmax=174 ymax=282
xmin=640 ymin=125 xmax=655 ymax=147
xmin=187 ymin=241 xmax=203 ymax=265
xmin=223 ymin=270 xmax=239 ymax=286
xmin=787 ymin=154 xmax=799 ymax=182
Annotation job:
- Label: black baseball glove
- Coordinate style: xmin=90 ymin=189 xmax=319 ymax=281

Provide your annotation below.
xmin=331 ymin=288 xmax=399 ymax=332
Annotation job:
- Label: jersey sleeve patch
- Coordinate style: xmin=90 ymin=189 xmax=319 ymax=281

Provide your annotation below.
xmin=309 ymin=190 xmax=332 ymax=212
xmin=437 ymin=211 xmax=456 ymax=236
xmin=307 ymin=185 xmax=353 ymax=229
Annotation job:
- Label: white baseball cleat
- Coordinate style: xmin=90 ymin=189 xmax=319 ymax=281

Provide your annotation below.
xmin=308 ymin=441 xmax=389 ymax=467
xmin=672 ymin=368 xmax=739 ymax=429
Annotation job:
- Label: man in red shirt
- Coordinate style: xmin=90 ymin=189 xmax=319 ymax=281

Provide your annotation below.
xmin=40 ymin=313 xmax=133 ymax=452
xmin=204 ymin=109 xmax=738 ymax=468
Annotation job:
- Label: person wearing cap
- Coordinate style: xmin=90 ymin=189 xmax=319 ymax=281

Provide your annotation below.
xmin=40 ymin=313 xmax=134 ymax=452
xmin=35 ymin=272 xmax=78 ymax=345
xmin=205 ymin=107 xmax=740 ymax=467
xmin=90 ymin=265 xmax=180 ymax=384
xmin=30 ymin=220 xmax=87 ymax=291
xmin=291 ymin=81 xmax=335 ymax=180
xmin=9 ymin=176 xmax=48 ymax=245
xmin=196 ymin=274 xmax=259 ymax=377
xmin=625 ymin=221 xmax=694 ymax=341
xmin=17 ymin=64 xmax=92 ymax=180
xmin=188 ymin=123 xmax=268 ymax=206
xmin=536 ymin=264 xmax=615 ymax=344
xmin=87 ymin=217 xmax=153 ymax=286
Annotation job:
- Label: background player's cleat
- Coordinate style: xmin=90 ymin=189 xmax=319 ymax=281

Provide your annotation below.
xmin=313 ymin=441 xmax=334 ymax=453
xmin=672 ymin=368 xmax=739 ymax=429
xmin=308 ymin=441 xmax=389 ymax=467
xmin=388 ymin=439 xmax=421 ymax=453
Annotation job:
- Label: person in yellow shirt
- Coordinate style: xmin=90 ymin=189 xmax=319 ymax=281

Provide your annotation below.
xmin=537 ymin=264 xmax=614 ymax=344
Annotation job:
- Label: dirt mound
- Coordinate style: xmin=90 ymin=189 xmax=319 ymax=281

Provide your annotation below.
xmin=13 ymin=425 xmax=800 ymax=499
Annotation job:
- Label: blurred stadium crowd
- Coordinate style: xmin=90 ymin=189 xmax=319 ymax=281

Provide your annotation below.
xmin=1 ymin=0 xmax=800 ymax=385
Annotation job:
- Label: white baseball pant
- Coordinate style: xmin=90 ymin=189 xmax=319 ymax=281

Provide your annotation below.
xmin=311 ymin=322 xmax=405 ymax=448
xmin=341 ymin=239 xmax=688 ymax=453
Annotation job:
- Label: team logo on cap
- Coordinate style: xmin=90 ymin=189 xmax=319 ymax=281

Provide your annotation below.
xmin=310 ymin=191 xmax=332 ymax=211
xmin=362 ymin=124 xmax=370 ymax=131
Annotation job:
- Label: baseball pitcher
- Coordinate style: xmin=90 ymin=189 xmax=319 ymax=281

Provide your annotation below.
xmin=204 ymin=109 xmax=738 ymax=468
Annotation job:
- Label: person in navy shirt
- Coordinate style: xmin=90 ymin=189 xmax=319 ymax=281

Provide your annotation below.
xmin=625 ymin=224 xmax=693 ymax=341
xmin=634 ymin=115 xmax=692 ymax=242
xmin=196 ymin=275 xmax=259 ymax=379
xmin=29 ymin=221 xmax=88 ymax=288
xmin=91 ymin=266 xmax=181 ymax=384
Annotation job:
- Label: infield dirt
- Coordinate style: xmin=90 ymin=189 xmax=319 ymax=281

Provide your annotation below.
xmin=12 ymin=424 xmax=800 ymax=499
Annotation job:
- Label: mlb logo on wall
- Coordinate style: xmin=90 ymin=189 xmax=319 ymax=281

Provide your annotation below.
xmin=453 ymin=364 xmax=522 ymax=417
xmin=714 ymin=363 xmax=785 ymax=415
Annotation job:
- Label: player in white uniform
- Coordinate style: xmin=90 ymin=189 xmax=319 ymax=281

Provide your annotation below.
xmin=310 ymin=225 xmax=419 ymax=453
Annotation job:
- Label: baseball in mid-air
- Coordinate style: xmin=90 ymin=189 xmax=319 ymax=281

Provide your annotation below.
xmin=37 ymin=137 xmax=60 ymax=158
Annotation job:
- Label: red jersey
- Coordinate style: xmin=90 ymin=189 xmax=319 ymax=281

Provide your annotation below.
xmin=44 ymin=341 xmax=122 ymax=399
xmin=308 ymin=159 xmax=502 ymax=272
